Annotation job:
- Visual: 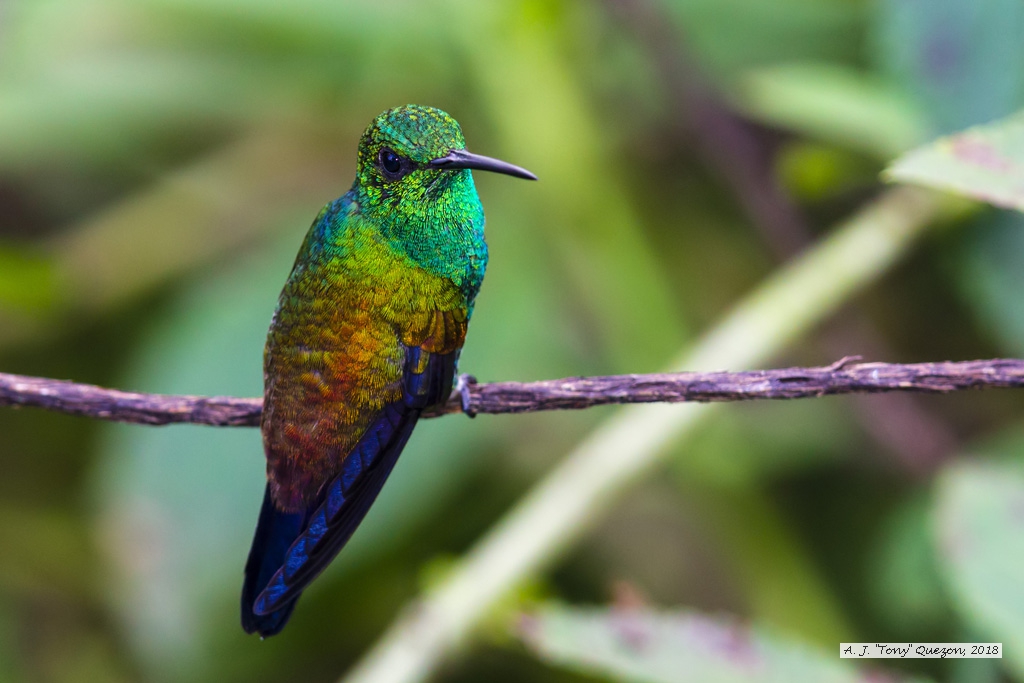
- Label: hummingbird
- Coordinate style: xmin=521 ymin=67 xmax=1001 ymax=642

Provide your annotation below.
xmin=241 ymin=105 xmax=536 ymax=637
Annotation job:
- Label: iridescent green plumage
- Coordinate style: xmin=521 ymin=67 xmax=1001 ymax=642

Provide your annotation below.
xmin=241 ymin=105 xmax=534 ymax=637
xmin=264 ymin=107 xmax=485 ymax=511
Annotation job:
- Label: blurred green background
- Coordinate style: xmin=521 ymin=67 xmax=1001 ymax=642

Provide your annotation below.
xmin=2 ymin=0 xmax=1024 ymax=682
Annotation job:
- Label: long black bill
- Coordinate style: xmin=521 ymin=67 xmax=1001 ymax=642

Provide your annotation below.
xmin=429 ymin=149 xmax=537 ymax=180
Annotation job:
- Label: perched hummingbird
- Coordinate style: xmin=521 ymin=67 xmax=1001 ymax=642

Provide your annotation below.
xmin=241 ymin=105 xmax=535 ymax=637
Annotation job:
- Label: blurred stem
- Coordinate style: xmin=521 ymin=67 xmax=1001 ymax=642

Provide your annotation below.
xmin=341 ymin=186 xmax=942 ymax=683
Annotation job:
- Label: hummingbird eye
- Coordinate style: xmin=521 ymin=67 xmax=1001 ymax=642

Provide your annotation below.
xmin=378 ymin=148 xmax=405 ymax=179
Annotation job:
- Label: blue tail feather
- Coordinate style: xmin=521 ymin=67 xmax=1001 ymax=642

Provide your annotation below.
xmin=251 ymin=404 xmax=419 ymax=617
xmin=241 ymin=345 xmax=457 ymax=637
xmin=241 ymin=486 xmax=307 ymax=636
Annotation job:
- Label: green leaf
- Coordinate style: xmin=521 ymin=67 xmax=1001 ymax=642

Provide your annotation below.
xmin=885 ymin=112 xmax=1024 ymax=212
xmin=734 ymin=63 xmax=928 ymax=160
xmin=518 ymin=605 xmax=929 ymax=683
xmin=934 ymin=460 xmax=1024 ymax=679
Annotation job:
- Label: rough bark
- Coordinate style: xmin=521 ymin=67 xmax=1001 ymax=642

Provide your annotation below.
xmin=2 ymin=358 xmax=1022 ymax=426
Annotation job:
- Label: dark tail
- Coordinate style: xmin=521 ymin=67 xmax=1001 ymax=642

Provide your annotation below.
xmin=241 ymin=346 xmax=454 ymax=636
xmin=241 ymin=485 xmax=307 ymax=637
xmin=249 ymin=404 xmax=420 ymax=618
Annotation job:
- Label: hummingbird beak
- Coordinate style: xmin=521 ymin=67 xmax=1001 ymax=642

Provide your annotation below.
xmin=428 ymin=149 xmax=537 ymax=180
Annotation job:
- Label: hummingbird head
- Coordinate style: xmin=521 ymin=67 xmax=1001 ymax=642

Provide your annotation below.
xmin=351 ymin=105 xmax=534 ymax=294
xmin=354 ymin=104 xmax=534 ymax=205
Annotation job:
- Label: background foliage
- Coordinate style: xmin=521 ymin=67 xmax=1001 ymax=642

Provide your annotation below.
xmin=1 ymin=1 xmax=1023 ymax=682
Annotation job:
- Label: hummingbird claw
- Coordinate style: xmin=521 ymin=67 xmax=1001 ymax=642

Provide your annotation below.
xmin=456 ymin=373 xmax=478 ymax=418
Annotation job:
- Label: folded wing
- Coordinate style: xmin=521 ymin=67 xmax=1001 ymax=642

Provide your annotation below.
xmin=241 ymin=345 xmax=455 ymax=636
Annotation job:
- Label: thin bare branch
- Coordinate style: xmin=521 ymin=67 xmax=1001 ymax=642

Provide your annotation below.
xmin=0 ymin=373 xmax=262 ymax=426
xmin=2 ymin=358 xmax=1023 ymax=427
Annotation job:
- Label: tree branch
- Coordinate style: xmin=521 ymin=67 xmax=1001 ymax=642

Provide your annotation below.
xmin=0 ymin=373 xmax=262 ymax=426
xmin=2 ymin=358 xmax=1023 ymax=427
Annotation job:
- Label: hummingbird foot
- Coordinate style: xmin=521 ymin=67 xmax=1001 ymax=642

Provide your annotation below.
xmin=455 ymin=373 xmax=478 ymax=418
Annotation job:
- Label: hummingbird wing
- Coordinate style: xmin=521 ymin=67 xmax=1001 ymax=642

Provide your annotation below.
xmin=242 ymin=341 xmax=457 ymax=635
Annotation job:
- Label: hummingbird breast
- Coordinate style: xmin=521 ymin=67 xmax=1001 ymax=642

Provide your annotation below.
xmin=261 ymin=208 xmax=470 ymax=512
